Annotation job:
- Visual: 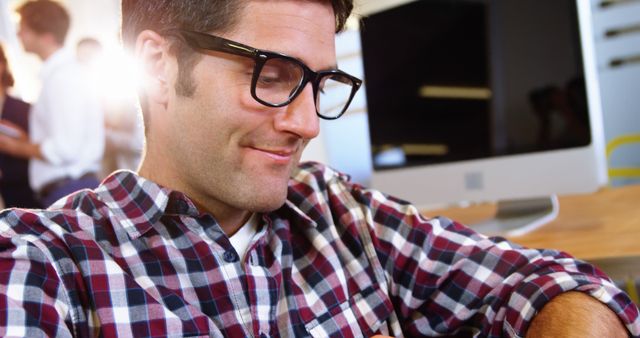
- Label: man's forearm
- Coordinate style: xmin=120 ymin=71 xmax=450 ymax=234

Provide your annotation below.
xmin=20 ymin=141 xmax=43 ymax=160
xmin=0 ymin=138 xmax=45 ymax=160
xmin=8 ymin=140 xmax=44 ymax=161
xmin=526 ymin=291 xmax=629 ymax=337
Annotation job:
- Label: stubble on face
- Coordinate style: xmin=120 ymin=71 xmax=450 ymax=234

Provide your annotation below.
xmin=167 ymin=73 xmax=299 ymax=225
xmin=146 ymin=0 xmax=335 ymax=232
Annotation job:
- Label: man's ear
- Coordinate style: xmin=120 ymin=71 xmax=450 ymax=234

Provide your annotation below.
xmin=135 ymin=30 xmax=173 ymax=108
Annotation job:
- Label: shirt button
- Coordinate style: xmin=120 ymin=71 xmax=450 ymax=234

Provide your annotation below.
xmin=223 ymin=250 xmax=238 ymax=263
xmin=260 ymin=333 xmax=269 ymax=338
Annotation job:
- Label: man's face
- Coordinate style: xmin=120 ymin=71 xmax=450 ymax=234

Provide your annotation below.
xmin=77 ymin=44 xmax=102 ymax=66
xmin=17 ymin=21 xmax=39 ymax=54
xmin=159 ymin=0 xmax=336 ymax=218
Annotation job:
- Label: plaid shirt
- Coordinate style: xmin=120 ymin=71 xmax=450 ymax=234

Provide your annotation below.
xmin=0 ymin=162 xmax=638 ymax=337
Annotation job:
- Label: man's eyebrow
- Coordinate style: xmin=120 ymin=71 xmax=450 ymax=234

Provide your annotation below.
xmin=291 ymin=54 xmax=338 ymax=72
xmin=309 ymin=63 xmax=339 ymax=72
xmin=320 ymin=64 xmax=340 ymax=71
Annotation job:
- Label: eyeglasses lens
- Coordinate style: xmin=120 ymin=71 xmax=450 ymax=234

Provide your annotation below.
xmin=254 ymin=58 xmax=355 ymax=119
xmin=254 ymin=58 xmax=304 ymax=104
xmin=317 ymin=74 xmax=354 ymax=119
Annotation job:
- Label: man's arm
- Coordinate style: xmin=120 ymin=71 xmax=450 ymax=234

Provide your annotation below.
xmin=527 ymin=291 xmax=629 ymax=338
xmin=304 ymin=163 xmax=640 ymax=336
xmin=0 ymin=135 xmax=43 ymax=160
xmin=358 ymin=197 xmax=640 ymax=336
xmin=371 ymin=293 xmax=629 ymax=338
xmin=0 ymin=234 xmax=72 ymax=336
xmin=0 ymin=121 xmax=44 ymax=160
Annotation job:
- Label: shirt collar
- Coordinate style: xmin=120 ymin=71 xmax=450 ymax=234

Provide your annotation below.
xmin=283 ymin=162 xmax=356 ymax=230
xmin=278 ymin=198 xmax=317 ymax=228
xmin=97 ymin=168 xmax=325 ymax=239
xmin=40 ymin=48 xmax=73 ymax=80
xmin=271 ymin=164 xmax=348 ymax=230
xmin=97 ymin=170 xmax=173 ymax=240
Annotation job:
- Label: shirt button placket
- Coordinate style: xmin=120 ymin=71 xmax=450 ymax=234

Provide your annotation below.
xmin=223 ymin=249 xmax=238 ymax=263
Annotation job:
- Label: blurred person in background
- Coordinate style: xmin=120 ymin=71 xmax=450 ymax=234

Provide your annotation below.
xmin=0 ymin=0 xmax=104 ymax=207
xmin=76 ymin=37 xmax=103 ymax=66
xmin=0 ymin=44 xmax=40 ymax=208
xmin=76 ymin=37 xmax=143 ymax=178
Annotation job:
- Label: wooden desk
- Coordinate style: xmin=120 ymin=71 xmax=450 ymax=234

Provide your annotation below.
xmin=424 ymin=184 xmax=640 ymax=279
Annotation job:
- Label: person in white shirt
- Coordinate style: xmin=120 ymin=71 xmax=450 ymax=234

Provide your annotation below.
xmin=0 ymin=0 xmax=104 ymax=207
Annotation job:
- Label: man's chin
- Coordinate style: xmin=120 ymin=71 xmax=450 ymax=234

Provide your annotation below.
xmin=249 ymin=191 xmax=288 ymax=212
xmin=238 ymin=169 xmax=293 ymax=212
xmin=251 ymin=201 xmax=287 ymax=213
xmin=251 ymin=187 xmax=290 ymax=212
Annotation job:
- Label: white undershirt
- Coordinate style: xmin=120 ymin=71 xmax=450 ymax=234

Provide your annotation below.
xmin=229 ymin=213 xmax=259 ymax=261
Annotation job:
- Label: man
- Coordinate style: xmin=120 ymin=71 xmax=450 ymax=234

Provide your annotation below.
xmin=0 ymin=0 xmax=104 ymax=207
xmin=0 ymin=0 xmax=638 ymax=337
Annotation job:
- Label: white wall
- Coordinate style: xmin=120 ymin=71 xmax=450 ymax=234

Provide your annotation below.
xmin=589 ymin=0 xmax=640 ymax=185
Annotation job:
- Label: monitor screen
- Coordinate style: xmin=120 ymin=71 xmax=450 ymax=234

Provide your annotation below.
xmin=360 ymin=0 xmax=607 ymax=210
xmin=363 ymin=0 xmax=590 ymax=169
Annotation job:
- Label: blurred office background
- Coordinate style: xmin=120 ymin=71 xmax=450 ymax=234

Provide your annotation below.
xmin=0 ymin=0 xmax=142 ymax=211
xmin=320 ymin=0 xmax=640 ymax=187
xmin=0 ymin=0 xmax=638 ymax=209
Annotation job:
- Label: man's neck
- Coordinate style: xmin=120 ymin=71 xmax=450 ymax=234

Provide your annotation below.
xmin=138 ymin=157 xmax=252 ymax=237
xmin=190 ymin=198 xmax=253 ymax=237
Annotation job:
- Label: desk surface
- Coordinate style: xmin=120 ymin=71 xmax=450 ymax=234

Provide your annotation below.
xmin=424 ymin=184 xmax=640 ymax=277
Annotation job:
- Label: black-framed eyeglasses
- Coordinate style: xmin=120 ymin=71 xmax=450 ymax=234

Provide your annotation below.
xmin=175 ymin=30 xmax=362 ymax=120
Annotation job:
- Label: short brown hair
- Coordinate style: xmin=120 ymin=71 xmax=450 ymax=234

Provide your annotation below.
xmin=121 ymin=0 xmax=354 ymax=97
xmin=17 ymin=0 xmax=70 ymax=45
xmin=0 ymin=45 xmax=14 ymax=89
xmin=121 ymin=0 xmax=353 ymax=49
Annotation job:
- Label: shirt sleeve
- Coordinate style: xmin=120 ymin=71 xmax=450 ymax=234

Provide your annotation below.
xmin=355 ymin=187 xmax=640 ymax=337
xmin=0 ymin=231 xmax=75 ymax=337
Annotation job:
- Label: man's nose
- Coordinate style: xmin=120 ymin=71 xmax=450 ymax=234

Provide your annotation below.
xmin=273 ymin=83 xmax=320 ymax=140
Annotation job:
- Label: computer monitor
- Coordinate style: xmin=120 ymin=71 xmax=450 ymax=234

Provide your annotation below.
xmin=360 ymin=0 xmax=607 ymax=236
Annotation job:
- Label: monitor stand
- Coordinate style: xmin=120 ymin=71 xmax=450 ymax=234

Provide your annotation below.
xmin=469 ymin=195 xmax=559 ymax=237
